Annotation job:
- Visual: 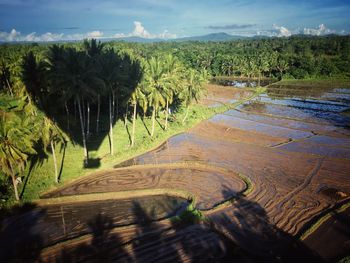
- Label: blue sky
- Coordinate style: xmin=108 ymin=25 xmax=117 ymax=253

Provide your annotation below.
xmin=0 ymin=0 xmax=350 ymax=41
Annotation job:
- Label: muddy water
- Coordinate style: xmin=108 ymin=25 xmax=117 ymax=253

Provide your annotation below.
xmin=210 ymin=114 xmax=313 ymax=139
xmin=239 ymin=101 xmax=350 ymax=126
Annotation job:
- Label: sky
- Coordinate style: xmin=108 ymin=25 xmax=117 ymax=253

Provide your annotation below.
xmin=0 ymin=0 xmax=350 ymax=41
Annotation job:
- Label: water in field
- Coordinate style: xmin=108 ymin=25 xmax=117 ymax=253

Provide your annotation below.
xmin=211 ymin=78 xmax=273 ymax=88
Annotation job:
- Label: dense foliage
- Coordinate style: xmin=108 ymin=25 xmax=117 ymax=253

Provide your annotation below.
xmin=0 ymin=39 xmax=207 ymax=201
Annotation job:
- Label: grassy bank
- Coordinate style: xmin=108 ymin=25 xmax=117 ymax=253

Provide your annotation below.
xmin=4 ymin=92 xmax=256 ymax=207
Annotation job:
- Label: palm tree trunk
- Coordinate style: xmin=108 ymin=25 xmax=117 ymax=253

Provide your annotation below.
xmin=86 ymin=101 xmax=90 ymax=138
xmin=165 ymin=99 xmax=169 ymax=130
xmin=5 ymin=78 xmax=13 ymax=96
xmin=112 ymin=91 xmax=115 ymax=122
xmin=51 ymin=140 xmax=58 ymax=183
xmin=77 ymin=96 xmax=88 ymax=167
xmin=65 ymin=101 xmax=70 ymax=130
xmin=9 ymin=163 xmax=19 ymax=201
xmin=116 ymin=97 xmax=119 ymax=119
xmin=96 ymin=94 xmax=100 ymax=134
xmin=74 ymin=98 xmax=77 ymax=121
xmin=109 ymin=94 xmax=114 ymax=155
xmin=124 ymin=103 xmax=129 ymax=127
xmin=182 ymin=106 xmax=189 ymax=124
xmin=131 ymin=102 xmax=137 ymax=147
xmin=151 ymin=108 xmax=155 ymax=137
xmin=82 ymin=98 xmax=85 ymax=128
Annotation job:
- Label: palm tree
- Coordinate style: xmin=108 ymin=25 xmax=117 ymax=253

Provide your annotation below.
xmin=49 ymin=48 xmax=103 ymax=166
xmin=0 ymin=94 xmax=36 ymax=200
xmin=21 ymin=51 xmax=48 ymax=109
xmin=98 ymin=49 xmax=121 ymax=155
xmin=276 ymin=57 xmax=289 ymax=80
xmin=83 ymin=39 xmax=104 ymax=134
xmin=180 ymin=69 xmax=206 ymax=124
xmin=129 ymin=82 xmax=147 ymax=147
xmin=41 ymin=117 xmax=68 ymax=183
xmin=144 ymin=57 xmax=166 ymax=137
xmin=162 ymin=54 xmax=182 ymax=130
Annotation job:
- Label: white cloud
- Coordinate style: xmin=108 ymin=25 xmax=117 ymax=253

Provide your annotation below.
xmin=0 ymin=29 xmax=106 ymax=42
xmin=114 ymin=33 xmax=126 ymax=38
xmin=86 ymin=30 xmax=104 ymax=38
xmin=132 ymin=21 xmax=152 ymax=38
xmin=0 ymin=28 xmax=21 ymax=41
xmin=303 ymin=24 xmax=335 ymax=36
xmin=158 ymin=29 xmax=177 ymax=39
xmin=0 ymin=22 xmax=176 ymax=42
xmin=114 ymin=21 xmax=176 ymax=39
xmin=272 ymin=24 xmax=292 ymax=37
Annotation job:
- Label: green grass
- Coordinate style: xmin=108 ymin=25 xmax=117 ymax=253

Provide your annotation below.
xmin=2 ymin=97 xmax=251 ymax=207
xmin=171 ymin=203 xmax=205 ymax=226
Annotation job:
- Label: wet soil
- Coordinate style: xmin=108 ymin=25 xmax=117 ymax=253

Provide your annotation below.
xmin=2 ymin=81 xmax=349 ymax=262
xmin=303 ymin=207 xmax=350 ymax=261
xmin=199 ymin=84 xmax=253 ymax=107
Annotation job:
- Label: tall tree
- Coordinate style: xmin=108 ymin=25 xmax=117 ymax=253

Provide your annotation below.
xmin=0 ymin=94 xmax=37 ymax=200
xmin=49 ymin=48 xmax=103 ymax=166
xmin=41 ymin=117 xmax=68 ymax=183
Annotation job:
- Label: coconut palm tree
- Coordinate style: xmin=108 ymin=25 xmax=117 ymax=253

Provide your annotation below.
xmin=180 ymin=69 xmax=206 ymax=124
xmin=0 ymin=94 xmax=36 ymax=200
xmin=129 ymin=82 xmax=147 ymax=147
xmin=41 ymin=117 xmax=68 ymax=183
xmin=162 ymin=54 xmax=183 ymax=130
xmin=83 ymin=39 xmax=105 ymax=134
xmin=144 ymin=57 xmax=167 ymax=137
xmin=21 ymin=51 xmax=48 ymax=109
xmin=49 ymin=48 xmax=103 ymax=166
xmin=98 ymin=49 xmax=121 ymax=155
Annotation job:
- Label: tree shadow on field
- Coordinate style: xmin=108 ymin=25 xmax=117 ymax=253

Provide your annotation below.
xmin=0 ymin=193 xmax=323 ymax=263
xmin=56 ymin=213 xmax=132 ymax=263
xmin=0 ymin=203 xmax=45 ymax=262
xmin=20 ymin=141 xmax=48 ymax=198
xmin=141 ymin=116 xmax=151 ymax=136
xmin=210 ymin=186 xmax=325 ymax=262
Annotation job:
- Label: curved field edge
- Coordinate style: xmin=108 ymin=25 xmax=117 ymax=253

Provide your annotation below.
xmin=18 ymin=91 xmax=258 ymax=205
xmin=299 ymin=199 xmax=350 ymax=240
xmin=38 ymin=164 xmax=252 ymax=216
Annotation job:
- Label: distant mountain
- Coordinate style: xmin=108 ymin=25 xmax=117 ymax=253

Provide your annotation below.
xmin=173 ymin=32 xmax=248 ymax=42
xmin=102 ymin=32 xmax=248 ymax=43
xmin=100 ymin=36 xmax=166 ymax=43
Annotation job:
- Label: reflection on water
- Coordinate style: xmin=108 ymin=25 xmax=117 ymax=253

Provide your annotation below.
xmin=211 ymin=78 xmax=273 ymax=88
xmin=254 ymin=96 xmax=349 ymax=113
xmin=241 ymin=85 xmax=350 ymax=127
xmin=239 ymin=102 xmax=350 ymax=126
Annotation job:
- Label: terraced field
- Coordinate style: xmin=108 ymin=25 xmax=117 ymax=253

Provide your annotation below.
xmin=1 ymin=81 xmax=349 ymax=262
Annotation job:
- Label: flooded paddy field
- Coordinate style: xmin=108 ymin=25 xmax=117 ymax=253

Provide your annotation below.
xmin=2 ymin=80 xmax=349 ymax=262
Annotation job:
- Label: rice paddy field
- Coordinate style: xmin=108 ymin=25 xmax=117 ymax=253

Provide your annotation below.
xmin=1 ymin=80 xmax=349 ymax=262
